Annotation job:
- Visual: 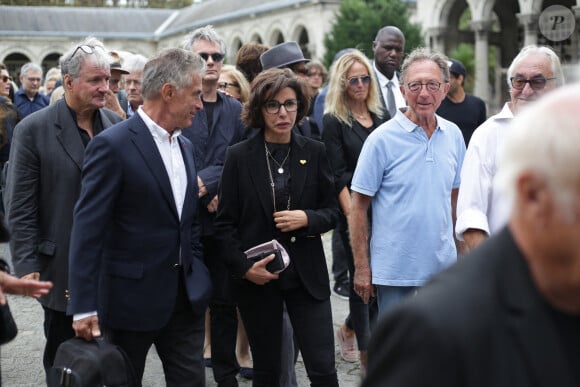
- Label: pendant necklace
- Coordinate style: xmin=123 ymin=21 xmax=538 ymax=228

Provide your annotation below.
xmin=264 ymin=142 xmax=291 ymax=174
xmin=264 ymin=142 xmax=291 ymax=212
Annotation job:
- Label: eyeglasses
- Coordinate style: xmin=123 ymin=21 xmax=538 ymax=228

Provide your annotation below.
xmin=27 ymin=77 xmax=42 ymax=83
xmin=0 ymin=75 xmax=12 ymax=83
xmin=510 ymin=76 xmax=556 ymax=91
xmin=198 ymin=52 xmax=224 ymax=62
xmin=406 ymin=81 xmax=442 ymax=93
xmin=264 ymin=99 xmax=299 ymax=114
xmin=217 ymin=81 xmax=240 ymax=91
xmin=347 ymin=75 xmax=371 ymax=86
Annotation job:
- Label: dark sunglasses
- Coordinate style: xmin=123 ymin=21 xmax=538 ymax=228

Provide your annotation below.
xmin=510 ymin=76 xmax=556 ymax=91
xmin=347 ymin=75 xmax=371 ymax=86
xmin=217 ymin=81 xmax=240 ymax=90
xmin=0 ymin=75 xmax=12 ymax=83
xmin=199 ymin=52 xmax=224 ymax=62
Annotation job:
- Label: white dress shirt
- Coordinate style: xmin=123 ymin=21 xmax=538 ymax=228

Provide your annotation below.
xmin=455 ymin=103 xmax=514 ymax=240
xmin=374 ymin=61 xmax=406 ymax=113
xmin=137 ymin=106 xmax=187 ymax=220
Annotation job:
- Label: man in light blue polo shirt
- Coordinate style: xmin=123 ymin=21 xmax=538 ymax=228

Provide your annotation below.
xmin=349 ymin=48 xmax=465 ymax=317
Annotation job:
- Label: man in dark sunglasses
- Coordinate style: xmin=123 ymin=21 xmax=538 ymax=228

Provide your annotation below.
xmin=456 ymin=45 xmax=564 ymax=253
xmin=4 ymin=36 xmax=123 ymax=379
xmin=181 ymin=24 xmax=247 ymax=387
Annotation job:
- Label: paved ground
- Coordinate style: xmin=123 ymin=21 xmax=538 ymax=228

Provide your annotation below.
xmin=0 ymin=233 xmax=364 ymax=386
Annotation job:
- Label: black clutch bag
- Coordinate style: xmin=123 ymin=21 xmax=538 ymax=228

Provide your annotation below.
xmin=247 ymin=249 xmax=286 ymax=274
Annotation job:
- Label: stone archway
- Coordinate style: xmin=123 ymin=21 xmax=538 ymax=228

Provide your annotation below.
xmin=295 ymin=26 xmax=311 ymax=59
xmin=2 ymin=52 xmax=31 ymax=86
xmin=41 ymin=52 xmax=61 ymax=75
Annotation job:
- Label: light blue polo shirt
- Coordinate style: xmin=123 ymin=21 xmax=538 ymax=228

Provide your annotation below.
xmin=351 ymin=110 xmax=466 ymax=286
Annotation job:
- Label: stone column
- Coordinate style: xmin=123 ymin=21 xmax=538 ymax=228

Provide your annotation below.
xmin=470 ymin=20 xmax=492 ymax=106
xmin=426 ymin=26 xmax=448 ymax=53
xmin=517 ymin=13 xmax=539 ymax=46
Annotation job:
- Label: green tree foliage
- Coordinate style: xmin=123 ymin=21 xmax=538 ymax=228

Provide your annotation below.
xmin=323 ymin=0 xmax=423 ymax=68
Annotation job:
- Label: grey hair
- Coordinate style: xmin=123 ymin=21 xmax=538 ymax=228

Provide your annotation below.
xmin=59 ymin=37 xmax=111 ymax=79
xmin=182 ymin=25 xmax=226 ymax=55
xmin=141 ymin=48 xmax=206 ymax=100
xmin=20 ymin=62 xmax=43 ymax=77
xmin=496 ymin=84 xmax=580 ymax=216
xmin=123 ymin=54 xmax=148 ymax=74
xmin=506 ymin=45 xmax=564 ymax=89
xmin=400 ymin=47 xmax=450 ymax=85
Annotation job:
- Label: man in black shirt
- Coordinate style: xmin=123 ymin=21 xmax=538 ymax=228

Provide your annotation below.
xmin=436 ymin=58 xmax=486 ymax=146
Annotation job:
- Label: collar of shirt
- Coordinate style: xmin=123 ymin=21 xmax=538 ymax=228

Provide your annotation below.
xmin=496 ymin=103 xmax=515 ymax=120
xmin=373 ymin=61 xmax=400 ymax=88
xmin=395 ymin=110 xmax=444 ymax=134
xmin=137 ymin=106 xmax=182 ymax=141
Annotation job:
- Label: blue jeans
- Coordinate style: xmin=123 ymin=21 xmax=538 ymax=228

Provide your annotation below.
xmin=375 ymin=285 xmax=417 ymax=318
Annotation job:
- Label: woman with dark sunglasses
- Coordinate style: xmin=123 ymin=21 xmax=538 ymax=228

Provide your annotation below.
xmin=321 ymin=49 xmax=387 ymax=373
xmin=0 ymin=63 xmax=20 ymax=214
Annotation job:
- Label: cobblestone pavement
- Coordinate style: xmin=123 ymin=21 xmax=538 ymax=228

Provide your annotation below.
xmin=0 ymin=233 xmax=363 ymax=386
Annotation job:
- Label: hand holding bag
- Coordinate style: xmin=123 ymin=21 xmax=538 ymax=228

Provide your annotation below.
xmin=244 ymin=239 xmax=290 ymax=274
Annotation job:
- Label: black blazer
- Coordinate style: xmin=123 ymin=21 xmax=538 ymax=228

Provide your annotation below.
xmin=5 ymin=99 xmax=122 ymax=312
xmin=322 ymin=113 xmax=386 ymax=195
xmin=214 ymin=130 xmax=339 ymax=301
xmin=363 ymin=228 xmax=577 ymax=387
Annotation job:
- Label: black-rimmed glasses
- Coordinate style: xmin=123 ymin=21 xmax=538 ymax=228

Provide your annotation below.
xmin=510 ymin=76 xmax=556 ymax=91
xmin=199 ymin=52 xmax=224 ymax=62
xmin=406 ymin=81 xmax=442 ymax=93
xmin=348 ymin=75 xmax=371 ymax=86
xmin=217 ymin=81 xmax=240 ymax=91
xmin=264 ymin=99 xmax=299 ymax=114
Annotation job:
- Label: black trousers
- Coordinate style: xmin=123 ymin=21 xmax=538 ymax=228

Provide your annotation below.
xmin=105 ymin=274 xmax=205 ymax=387
xmin=203 ymin=236 xmax=239 ymax=387
xmin=42 ymin=306 xmax=75 ymax=375
xmin=336 ymin=214 xmax=377 ymax=351
xmin=238 ymin=282 xmax=338 ymax=387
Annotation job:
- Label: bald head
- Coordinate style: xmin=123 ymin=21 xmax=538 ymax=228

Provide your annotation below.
xmin=373 ymin=26 xmax=406 ymax=79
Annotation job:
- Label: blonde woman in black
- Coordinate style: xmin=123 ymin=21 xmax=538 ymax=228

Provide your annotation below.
xmin=322 ymin=49 xmax=387 ymax=371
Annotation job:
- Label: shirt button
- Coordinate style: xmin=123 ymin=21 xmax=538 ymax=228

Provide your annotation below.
xmin=290 ymin=237 xmax=296 ymax=243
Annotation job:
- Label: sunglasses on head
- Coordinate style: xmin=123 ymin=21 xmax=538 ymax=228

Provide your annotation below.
xmin=199 ymin=52 xmax=224 ymax=62
xmin=347 ymin=75 xmax=371 ymax=86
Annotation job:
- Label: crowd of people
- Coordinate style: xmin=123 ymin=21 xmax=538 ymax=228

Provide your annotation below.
xmin=1 ymin=21 xmax=579 ymax=387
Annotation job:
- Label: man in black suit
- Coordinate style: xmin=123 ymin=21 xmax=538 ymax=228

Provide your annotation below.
xmin=68 ymin=48 xmax=211 ymax=386
xmin=363 ymin=84 xmax=580 ymax=387
xmin=4 ymin=37 xmax=123 ymax=376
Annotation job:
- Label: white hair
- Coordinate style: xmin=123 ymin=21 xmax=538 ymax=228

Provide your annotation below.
xmin=496 ymin=84 xmax=580 ymax=217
